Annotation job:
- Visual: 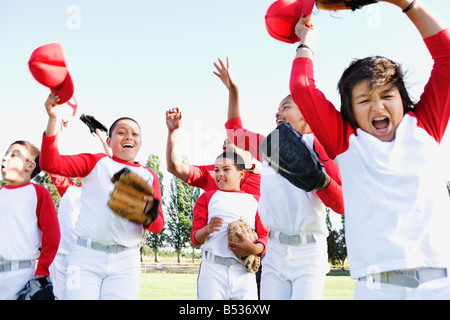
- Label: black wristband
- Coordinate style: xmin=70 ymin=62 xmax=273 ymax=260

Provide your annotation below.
xmin=296 ymin=44 xmax=314 ymax=55
xmin=402 ymin=0 xmax=416 ymax=13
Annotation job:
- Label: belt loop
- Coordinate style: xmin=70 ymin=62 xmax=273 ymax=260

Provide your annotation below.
xmin=11 ymin=261 xmax=19 ymax=271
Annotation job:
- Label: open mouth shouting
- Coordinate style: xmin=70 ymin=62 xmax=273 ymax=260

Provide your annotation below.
xmin=371 ymin=116 xmax=390 ymax=136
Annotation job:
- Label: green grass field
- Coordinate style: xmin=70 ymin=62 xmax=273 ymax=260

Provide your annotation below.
xmin=138 ymin=269 xmax=356 ymax=300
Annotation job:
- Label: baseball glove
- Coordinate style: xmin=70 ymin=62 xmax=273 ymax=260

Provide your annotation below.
xmin=107 ymin=168 xmax=159 ymax=226
xmin=17 ymin=277 xmax=55 ymax=300
xmin=315 ymin=0 xmax=379 ymax=11
xmin=80 ymin=113 xmax=108 ymax=135
xmin=259 ymin=122 xmax=327 ymax=192
xmin=228 ymin=218 xmax=261 ymax=273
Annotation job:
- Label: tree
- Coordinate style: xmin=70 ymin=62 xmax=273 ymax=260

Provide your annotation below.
xmin=166 ymin=175 xmax=201 ymax=263
xmin=33 ymin=172 xmax=61 ymax=210
xmin=326 ymin=209 xmax=347 ymax=268
xmin=144 ymin=154 xmax=166 ymax=262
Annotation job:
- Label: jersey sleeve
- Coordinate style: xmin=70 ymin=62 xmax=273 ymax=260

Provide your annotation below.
xmin=190 ymin=192 xmax=210 ymax=247
xmin=34 ymin=184 xmax=60 ymax=277
xmin=254 ymin=206 xmax=269 ymax=256
xmin=186 ymin=164 xmax=215 ymax=190
xmin=313 ymin=137 xmax=345 ymax=214
xmin=40 ymin=132 xmax=107 ymax=178
xmin=49 ymin=173 xmax=78 ymax=197
xmin=225 ymin=117 xmax=266 ymax=162
xmin=145 ymin=169 xmax=165 ymax=234
xmin=290 ymin=58 xmax=355 ymax=159
xmin=414 ymin=28 xmax=450 ymax=143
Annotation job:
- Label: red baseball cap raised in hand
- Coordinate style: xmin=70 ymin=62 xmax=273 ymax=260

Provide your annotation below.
xmin=29 ymin=43 xmax=76 ymax=114
xmin=265 ymin=0 xmax=315 ymax=43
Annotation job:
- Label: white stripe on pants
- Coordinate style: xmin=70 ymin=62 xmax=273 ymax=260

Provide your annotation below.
xmin=260 ymin=236 xmax=329 ymax=300
xmin=65 ymin=244 xmax=141 ymax=300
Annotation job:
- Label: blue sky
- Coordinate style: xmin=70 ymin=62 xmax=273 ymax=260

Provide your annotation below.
xmin=1 ymin=0 xmax=449 ymax=199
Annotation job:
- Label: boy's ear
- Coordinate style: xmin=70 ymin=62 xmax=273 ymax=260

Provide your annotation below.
xmin=26 ymin=160 xmax=36 ymax=174
xmin=106 ymin=136 xmax=112 ymax=148
xmin=239 ymin=169 xmax=245 ymax=180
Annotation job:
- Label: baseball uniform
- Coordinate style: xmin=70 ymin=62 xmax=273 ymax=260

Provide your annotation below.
xmin=40 ymin=132 xmax=164 ymax=299
xmin=192 ymin=189 xmax=268 ymax=300
xmin=0 ymin=183 xmax=60 ymax=300
xmin=225 ymin=118 xmax=343 ymax=299
xmin=290 ymin=28 xmax=450 ymax=299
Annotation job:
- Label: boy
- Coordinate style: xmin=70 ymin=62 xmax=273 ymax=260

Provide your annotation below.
xmin=40 ymin=93 xmax=164 ymax=300
xmin=0 ymin=140 xmax=60 ymax=299
xmin=191 ymin=152 xmax=268 ymax=300
xmin=290 ymin=0 xmax=450 ymax=299
xmin=49 ymin=118 xmax=110 ymax=300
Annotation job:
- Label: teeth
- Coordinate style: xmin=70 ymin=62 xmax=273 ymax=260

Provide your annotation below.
xmin=123 ymin=144 xmax=133 ymax=148
xmin=373 ymin=117 xmax=387 ymax=121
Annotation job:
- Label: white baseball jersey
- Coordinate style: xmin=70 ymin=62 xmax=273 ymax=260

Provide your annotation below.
xmin=290 ymin=28 xmax=450 ymax=279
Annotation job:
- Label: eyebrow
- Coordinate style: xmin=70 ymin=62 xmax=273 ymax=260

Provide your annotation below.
xmin=215 ymin=163 xmax=232 ymax=168
xmin=355 ymin=85 xmax=396 ymax=100
xmin=278 ymin=101 xmax=290 ymax=110
xmin=4 ymin=148 xmax=26 ymax=159
xmin=115 ymin=125 xmax=140 ymax=133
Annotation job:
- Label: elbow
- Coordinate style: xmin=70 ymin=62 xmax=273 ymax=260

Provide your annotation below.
xmin=166 ymin=162 xmax=177 ymax=175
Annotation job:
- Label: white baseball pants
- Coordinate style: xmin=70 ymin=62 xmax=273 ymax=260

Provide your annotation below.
xmin=0 ymin=262 xmax=35 ymax=300
xmin=197 ymin=256 xmax=258 ymax=300
xmin=65 ymin=242 xmax=141 ymax=300
xmin=260 ymin=235 xmax=329 ymax=300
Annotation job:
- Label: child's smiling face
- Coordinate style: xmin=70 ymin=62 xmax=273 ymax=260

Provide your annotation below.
xmin=351 ymin=79 xmax=405 ymax=142
xmin=214 ymin=156 xmax=245 ymax=191
xmin=107 ymin=119 xmax=142 ymax=163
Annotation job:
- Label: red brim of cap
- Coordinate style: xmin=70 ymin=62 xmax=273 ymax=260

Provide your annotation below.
xmin=265 ymin=0 xmax=315 ymax=44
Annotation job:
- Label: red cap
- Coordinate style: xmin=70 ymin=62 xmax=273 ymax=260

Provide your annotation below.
xmin=265 ymin=0 xmax=315 ymax=44
xmin=28 ymin=43 xmax=76 ymax=111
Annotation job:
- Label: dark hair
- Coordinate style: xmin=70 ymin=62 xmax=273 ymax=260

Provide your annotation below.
xmin=108 ymin=117 xmax=141 ymax=137
xmin=9 ymin=140 xmax=41 ymax=179
xmin=216 ymin=152 xmax=246 ymax=171
xmin=337 ymin=56 xmax=414 ymax=127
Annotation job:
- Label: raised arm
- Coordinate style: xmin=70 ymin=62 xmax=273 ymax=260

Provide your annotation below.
xmin=44 ymin=93 xmax=61 ymax=137
xmin=290 ymin=18 xmax=352 ymax=159
xmin=213 ymin=57 xmax=240 ymax=121
xmin=383 ymin=0 xmax=446 ymax=38
xmin=388 ymin=0 xmax=450 ymax=142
